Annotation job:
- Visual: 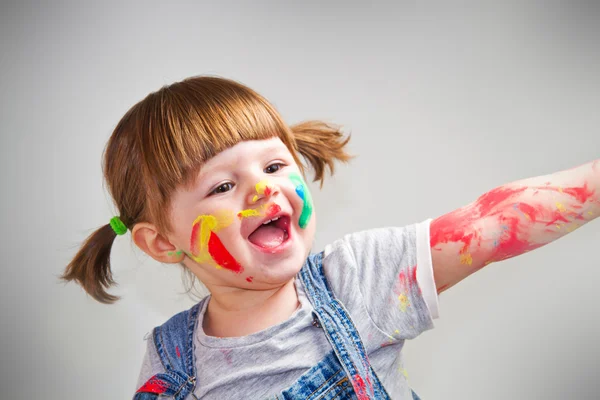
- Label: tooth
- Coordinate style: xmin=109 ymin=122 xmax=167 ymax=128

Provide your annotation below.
xmin=263 ymin=219 xmax=272 ymax=225
xmin=272 ymin=217 xmax=280 ymax=221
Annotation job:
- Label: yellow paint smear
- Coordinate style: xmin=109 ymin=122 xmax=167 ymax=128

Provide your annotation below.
xmin=460 ymin=253 xmax=473 ymax=265
xmin=566 ymin=223 xmax=580 ymax=233
xmin=556 ymin=202 xmax=566 ymax=212
xmin=238 ymin=208 xmax=262 ymax=218
xmin=399 ymin=368 xmax=409 ymax=379
xmin=190 ymin=210 xmax=234 ymax=267
xmin=398 ymin=294 xmax=410 ymax=312
xmin=252 ymin=180 xmax=271 ymax=203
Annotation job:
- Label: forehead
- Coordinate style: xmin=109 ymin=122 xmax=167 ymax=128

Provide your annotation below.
xmin=198 ymin=137 xmax=291 ymax=175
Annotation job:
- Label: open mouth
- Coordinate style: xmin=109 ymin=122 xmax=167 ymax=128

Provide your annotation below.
xmin=247 ymin=215 xmax=291 ymax=250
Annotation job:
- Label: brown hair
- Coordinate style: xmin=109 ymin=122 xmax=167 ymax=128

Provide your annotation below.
xmin=61 ymin=76 xmax=352 ymax=303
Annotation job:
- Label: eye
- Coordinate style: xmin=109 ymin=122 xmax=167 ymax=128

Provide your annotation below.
xmin=265 ymin=162 xmax=285 ymax=174
xmin=210 ymin=182 xmax=234 ymax=195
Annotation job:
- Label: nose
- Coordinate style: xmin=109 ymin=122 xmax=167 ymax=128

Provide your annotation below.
xmin=247 ymin=179 xmax=279 ymax=204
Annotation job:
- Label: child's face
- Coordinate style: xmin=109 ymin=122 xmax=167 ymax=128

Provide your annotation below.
xmin=168 ymin=137 xmax=317 ymax=289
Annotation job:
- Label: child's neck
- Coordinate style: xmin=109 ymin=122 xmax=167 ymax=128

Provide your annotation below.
xmin=203 ymin=278 xmax=300 ymax=338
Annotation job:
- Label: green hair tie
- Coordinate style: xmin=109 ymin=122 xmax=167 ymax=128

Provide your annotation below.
xmin=109 ymin=216 xmax=128 ymax=236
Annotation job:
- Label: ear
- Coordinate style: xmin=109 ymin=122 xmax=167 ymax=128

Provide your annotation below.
xmin=131 ymin=222 xmax=185 ymax=264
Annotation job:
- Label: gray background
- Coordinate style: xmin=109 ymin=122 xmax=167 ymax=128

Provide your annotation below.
xmin=1 ymin=1 xmax=599 ymax=399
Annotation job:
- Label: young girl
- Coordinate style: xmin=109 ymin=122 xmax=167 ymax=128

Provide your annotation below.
xmin=63 ymin=76 xmax=599 ymax=400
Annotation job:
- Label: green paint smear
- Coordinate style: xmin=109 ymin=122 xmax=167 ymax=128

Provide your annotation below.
xmin=289 ymin=172 xmax=313 ymax=229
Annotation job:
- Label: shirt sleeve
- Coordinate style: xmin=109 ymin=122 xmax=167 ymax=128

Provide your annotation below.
xmin=323 ymin=220 xmax=439 ymax=340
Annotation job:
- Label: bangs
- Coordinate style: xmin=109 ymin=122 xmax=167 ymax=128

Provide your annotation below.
xmin=138 ymin=77 xmax=300 ymax=195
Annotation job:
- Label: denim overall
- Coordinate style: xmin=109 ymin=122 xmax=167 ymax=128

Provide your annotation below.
xmin=134 ymin=252 xmax=422 ymax=399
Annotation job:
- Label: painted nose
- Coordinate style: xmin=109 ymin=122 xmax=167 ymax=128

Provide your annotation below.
xmin=248 ymin=179 xmax=279 ymax=204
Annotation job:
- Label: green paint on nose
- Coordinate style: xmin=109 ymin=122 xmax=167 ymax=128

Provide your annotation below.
xmin=289 ymin=172 xmax=313 ymax=229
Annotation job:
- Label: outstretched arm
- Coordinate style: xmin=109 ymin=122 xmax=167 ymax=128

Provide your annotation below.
xmin=431 ymin=159 xmax=600 ymax=294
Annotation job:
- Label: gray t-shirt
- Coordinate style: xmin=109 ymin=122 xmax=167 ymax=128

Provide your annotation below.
xmin=136 ymin=221 xmax=439 ymax=399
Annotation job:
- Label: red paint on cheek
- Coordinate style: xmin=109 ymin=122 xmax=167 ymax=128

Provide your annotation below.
xmin=264 ymin=186 xmax=272 ymax=196
xmin=190 ymin=221 xmax=201 ymax=255
xmin=137 ymin=377 xmax=169 ymax=394
xmin=266 ymin=203 xmax=281 ymax=218
xmin=246 ymin=276 xmax=253 ymax=283
xmin=208 ymin=232 xmax=244 ymax=273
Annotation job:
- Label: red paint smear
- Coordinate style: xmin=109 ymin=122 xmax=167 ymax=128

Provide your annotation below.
xmin=246 ymin=276 xmax=253 ymax=283
xmin=437 ymin=284 xmax=450 ymax=294
xmin=190 ymin=221 xmax=201 ymax=256
xmin=516 ymin=203 xmax=538 ymax=222
xmin=176 ymin=346 xmax=181 ymax=358
xmin=352 ymin=374 xmax=370 ymax=400
xmin=396 ymin=265 xmax=417 ymax=295
xmin=264 ymin=186 xmax=272 ymax=196
xmin=208 ymin=232 xmax=244 ymax=274
xmin=559 ymin=183 xmax=596 ymax=204
xmin=430 ymin=182 xmax=597 ymax=267
xmin=137 ymin=376 xmax=168 ymax=394
xmin=266 ymin=203 xmax=281 ymax=218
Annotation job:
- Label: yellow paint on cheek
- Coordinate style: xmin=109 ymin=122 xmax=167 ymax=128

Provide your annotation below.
xmin=190 ymin=210 xmax=234 ymax=266
xmin=588 ymin=211 xmax=594 ymax=216
xmin=238 ymin=208 xmax=262 ymax=218
xmin=237 ymin=203 xmax=274 ymax=219
xmin=556 ymin=202 xmax=566 ymax=212
xmin=398 ymin=294 xmax=410 ymax=312
xmin=460 ymin=253 xmax=473 ymax=265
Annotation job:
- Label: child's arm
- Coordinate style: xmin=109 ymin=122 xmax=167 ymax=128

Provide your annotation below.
xmin=431 ymin=159 xmax=600 ymax=294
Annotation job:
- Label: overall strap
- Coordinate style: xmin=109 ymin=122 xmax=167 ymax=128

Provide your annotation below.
xmin=134 ymin=303 xmax=201 ymax=400
xmin=299 ymin=253 xmax=390 ymax=400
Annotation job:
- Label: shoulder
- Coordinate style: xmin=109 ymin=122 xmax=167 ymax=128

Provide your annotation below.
xmin=135 ymin=298 xmax=208 ymax=389
xmin=323 ymin=224 xmax=419 ymax=270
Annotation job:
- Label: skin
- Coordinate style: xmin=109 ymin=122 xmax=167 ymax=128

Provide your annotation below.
xmin=132 ymin=138 xmax=317 ymax=337
xmin=132 ymin=137 xmax=598 ymax=337
xmin=431 ymin=159 xmax=600 ymax=294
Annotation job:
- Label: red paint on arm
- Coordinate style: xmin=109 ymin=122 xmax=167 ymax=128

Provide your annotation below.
xmin=430 ymin=170 xmax=599 ymax=291
xmin=208 ymin=232 xmax=244 ymax=273
xmin=246 ymin=276 xmax=253 ymax=283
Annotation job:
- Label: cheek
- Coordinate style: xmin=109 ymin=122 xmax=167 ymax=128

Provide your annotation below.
xmin=287 ymin=172 xmax=314 ymax=229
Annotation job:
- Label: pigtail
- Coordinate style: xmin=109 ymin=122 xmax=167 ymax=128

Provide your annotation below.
xmin=290 ymin=121 xmax=354 ymax=187
xmin=61 ymin=224 xmax=120 ymax=304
